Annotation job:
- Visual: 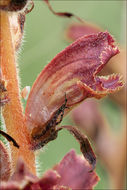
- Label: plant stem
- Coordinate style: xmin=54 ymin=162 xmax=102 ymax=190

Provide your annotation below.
xmin=0 ymin=10 xmax=36 ymax=174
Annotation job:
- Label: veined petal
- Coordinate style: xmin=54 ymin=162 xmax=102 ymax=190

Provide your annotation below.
xmin=25 ymin=31 xmax=123 ymax=149
xmin=65 ymin=22 xmax=126 ymax=107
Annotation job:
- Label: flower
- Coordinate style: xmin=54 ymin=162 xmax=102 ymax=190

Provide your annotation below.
xmin=0 ymin=1 xmax=124 ymax=189
xmin=25 ymin=32 xmax=123 ymax=151
xmin=0 ymin=150 xmax=99 ymax=190
xmin=64 ymin=21 xmax=126 ymax=107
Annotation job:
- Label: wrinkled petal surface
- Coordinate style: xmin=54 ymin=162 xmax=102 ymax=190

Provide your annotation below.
xmin=25 ymin=31 xmax=123 ymax=149
xmin=100 ymin=49 xmax=126 ymax=106
xmin=59 ymin=126 xmax=96 ymax=171
xmin=65 ymin=22 xmax=126 ymax=106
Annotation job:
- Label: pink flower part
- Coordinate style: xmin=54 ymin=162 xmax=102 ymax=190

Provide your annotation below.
xmin=0 ymin=141 xmax=11 ymax=181
xmin=54 ymin=149 xmax=99 ymax=190
xmin=65 ymin=22 xmax=102 ymax=42
xmin=0 ymin=150 xmax=99 ymax=190
xmin=0 ymin=158 xmax=59 ymax=190
xmin=25 ymin=32 xmax=123 ymax=146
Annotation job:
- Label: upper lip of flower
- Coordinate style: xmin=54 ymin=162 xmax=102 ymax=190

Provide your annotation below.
xmin=25 ymin=31 xmax=123 ymax=151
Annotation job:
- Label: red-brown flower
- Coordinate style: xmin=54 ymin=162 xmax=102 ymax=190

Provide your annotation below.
xmin=0 ymin=2 xmax=124 ymax=189
xmin=25 ymin=32 xmax=123 ymax=151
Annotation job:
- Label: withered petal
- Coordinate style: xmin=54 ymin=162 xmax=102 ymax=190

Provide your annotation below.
xmin=58 ymin=125 xmax=96 ymax=171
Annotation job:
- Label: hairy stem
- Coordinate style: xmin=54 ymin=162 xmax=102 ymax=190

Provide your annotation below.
xmin=0 ymin=10 xmax=36 ymax=174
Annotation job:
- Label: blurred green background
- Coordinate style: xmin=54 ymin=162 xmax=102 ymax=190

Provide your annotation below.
xmin=18 ymin=0 xmax=125 ymax=189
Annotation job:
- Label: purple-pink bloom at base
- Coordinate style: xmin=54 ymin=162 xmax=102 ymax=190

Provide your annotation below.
xmin=25 ymin=32 xmax=123 ymax=151
xmin=53 ymin=150 xmax=99 ymax=190
xmin=0 ymin=150 xmax=99 ymax=190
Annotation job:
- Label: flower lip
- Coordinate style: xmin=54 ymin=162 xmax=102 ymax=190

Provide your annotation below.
xmin=94 ymin=32 xmax=119 ymax=76
xmin=76 ymin=32 xmax=122 ymax=96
